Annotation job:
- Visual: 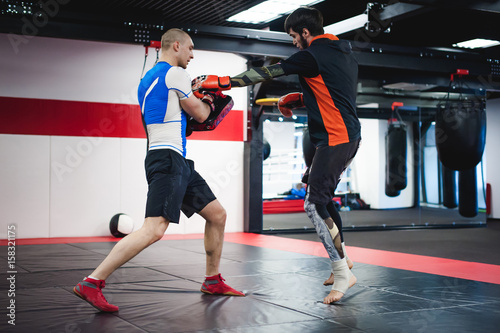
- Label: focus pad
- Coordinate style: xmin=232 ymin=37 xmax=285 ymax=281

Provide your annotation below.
xmin=190 ymin=92 xmax=234 ymax=131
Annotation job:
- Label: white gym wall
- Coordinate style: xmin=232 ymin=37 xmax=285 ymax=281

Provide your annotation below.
xmin=486 ymin=98 xmax=500 ymax=219
xmin=0 ymin=33 xmax=247 ymax=238
xmin=353 ymin=118 xmax=415 ymax=209
xmin=1 ymin=34 xmax=499 ymax=239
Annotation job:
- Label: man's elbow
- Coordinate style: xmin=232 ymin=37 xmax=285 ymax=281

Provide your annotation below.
xmin=192 ymin=110 xmax=209 ymax=123
xmin=193 ymin=115 xmax=208 ymax=123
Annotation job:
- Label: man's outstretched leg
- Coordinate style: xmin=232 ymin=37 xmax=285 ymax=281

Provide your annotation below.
xmin=198 ymin=200 xmax=245 ymax=296
xmin=73 ymin=217 xmax=169 ymax=312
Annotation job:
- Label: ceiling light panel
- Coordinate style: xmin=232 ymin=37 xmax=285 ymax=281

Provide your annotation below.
xmin=227 ymin=0 xmax=324 ymax=24
xmin=453 ymin=38 xmax=500 ymax=49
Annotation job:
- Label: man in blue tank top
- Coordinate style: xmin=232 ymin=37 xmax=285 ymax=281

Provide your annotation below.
xmin=74 ymin=28 xmax=245 ymax=313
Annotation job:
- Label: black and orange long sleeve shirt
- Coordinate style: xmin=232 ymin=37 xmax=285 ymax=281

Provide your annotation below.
xmin=280 ymin=34 xmax=361 ymax=147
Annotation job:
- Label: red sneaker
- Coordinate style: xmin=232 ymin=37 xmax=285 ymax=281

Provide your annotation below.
xmin=73 ymin=277 xmax=119 ymax=312
xmin=201 ymin=274 xmax=245 ymax=296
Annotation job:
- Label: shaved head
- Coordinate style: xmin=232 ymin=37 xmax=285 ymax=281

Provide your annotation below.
xmin=161 ymin=28 xmax=190 ymax=51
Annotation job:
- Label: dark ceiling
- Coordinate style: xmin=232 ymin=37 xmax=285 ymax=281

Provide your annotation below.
xmin=1 ymin=0 xmax=500 ymax=114
xmin=2 ymin=0 xmax=499 ymax=55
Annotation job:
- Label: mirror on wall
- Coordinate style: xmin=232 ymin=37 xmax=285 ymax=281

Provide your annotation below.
xmin=261 ymin=113 xmax=487 ymax=232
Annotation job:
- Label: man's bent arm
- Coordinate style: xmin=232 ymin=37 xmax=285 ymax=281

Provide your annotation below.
xmin=180 ymin=94 xmax=211 ymax=123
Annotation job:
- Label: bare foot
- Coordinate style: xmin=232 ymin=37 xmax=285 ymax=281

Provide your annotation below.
xmin=323 ymin=272 xmax=357 ymax=304
xmin=323 ymin=272 xmax=335 ymax=286
xmin=323 ymin=258 xmax=354 ymax=286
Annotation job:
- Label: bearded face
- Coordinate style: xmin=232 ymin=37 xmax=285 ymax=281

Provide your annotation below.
xmin=298 ymin=34 xmax=309 ymax=50
xmin=289 ymin=28 xmax=310 ymax=50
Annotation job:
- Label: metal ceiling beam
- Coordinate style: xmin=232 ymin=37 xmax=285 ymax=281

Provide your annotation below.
xmin=1 ymin=17 xmax=499 ymax=90
xmin=324 ymin=1 xmax=429 ymax=35
xmin=355 ymin=106 xmax=437 ymax=121
xmin=259 ymin=105 xmax=438 ymax=122
xmin=182 ymin=24 xmax=499 ymax=91
xmin=378 ymin=2 xmax=428 ymax=20
xmin=400 ymin=0 xmax=500 ymax=14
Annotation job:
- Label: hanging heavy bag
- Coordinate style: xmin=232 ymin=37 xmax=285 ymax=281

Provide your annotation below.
xmin=302 ymin=127 xmax=315 ymax=168
xmin=458 ymin=167 xmax=478 ymax=217
xmin=441 ymin=164 xmax=457 ymax=209
xmin=263 ymin=138 xmax=271 ymax=161
xmin=301 ymin=127 xmax=315 ymax=184
xmin=435 ymin=100 xmax=486 ymax=171
xmin=385 ymin=120 xmax=407 ymax=197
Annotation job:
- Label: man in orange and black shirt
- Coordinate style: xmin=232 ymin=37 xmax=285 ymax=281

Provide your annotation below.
xmin=193 ymin=7 xmax=361 ymax=304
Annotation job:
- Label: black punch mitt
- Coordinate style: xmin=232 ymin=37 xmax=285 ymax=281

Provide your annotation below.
xmin=190 ymin=92 xmax=234 ymax=131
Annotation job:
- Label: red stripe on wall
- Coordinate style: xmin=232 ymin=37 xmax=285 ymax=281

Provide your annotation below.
xmin=0 ymin=96 xmax=146 ymax=138
xmin=188 ymin=110 xmax=244 ymax=141
xmin=0 ymin=96 xmax=244 ymax=141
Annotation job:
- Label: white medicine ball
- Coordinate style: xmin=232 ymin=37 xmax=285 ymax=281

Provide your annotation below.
xmin=109 ymin=213 xmax=134 ymax=238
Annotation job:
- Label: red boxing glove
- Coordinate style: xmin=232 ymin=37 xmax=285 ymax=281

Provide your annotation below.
xmin=278 ymin=92 xmax=304 ymax=117
xmin=192 ymin=75 xmax=231 ymax=98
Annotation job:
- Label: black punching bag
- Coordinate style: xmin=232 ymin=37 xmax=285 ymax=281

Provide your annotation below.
xmin=302 ymin=128 xmax=315 ymax=167
xmin=458 ymin=167 xmax=478 ymax=217
xmin=441 ymin=164 xmax=457 ymax=208
xmin=435 ymin=100 xmax=486 ymax=171
xmin=263 ymin=138 xmax=271 ymax=161
xmin=385 ymin=121 xmax=407 ymax=197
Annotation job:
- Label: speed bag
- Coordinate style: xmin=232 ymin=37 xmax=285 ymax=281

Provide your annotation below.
xmin=302 ymin=128 xmax=315 ymax=168
xmin=385 ymin=122 xmax=407 ymax=197
xmin=435 ymin=101 xmax=486 ymax=171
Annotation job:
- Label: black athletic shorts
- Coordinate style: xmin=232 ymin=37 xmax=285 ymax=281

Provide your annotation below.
xmin=306 ymin=139 xmax=360 ymax=206
xmin=144 ymin=149 xmax=216 ymax=223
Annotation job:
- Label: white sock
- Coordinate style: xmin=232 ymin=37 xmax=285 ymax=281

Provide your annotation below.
xmin=86 ymin=275 xmax=100 ymax=281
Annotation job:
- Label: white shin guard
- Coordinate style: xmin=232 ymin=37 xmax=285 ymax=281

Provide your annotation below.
xmin=331 ymin=258 xmax=350 ymax=294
